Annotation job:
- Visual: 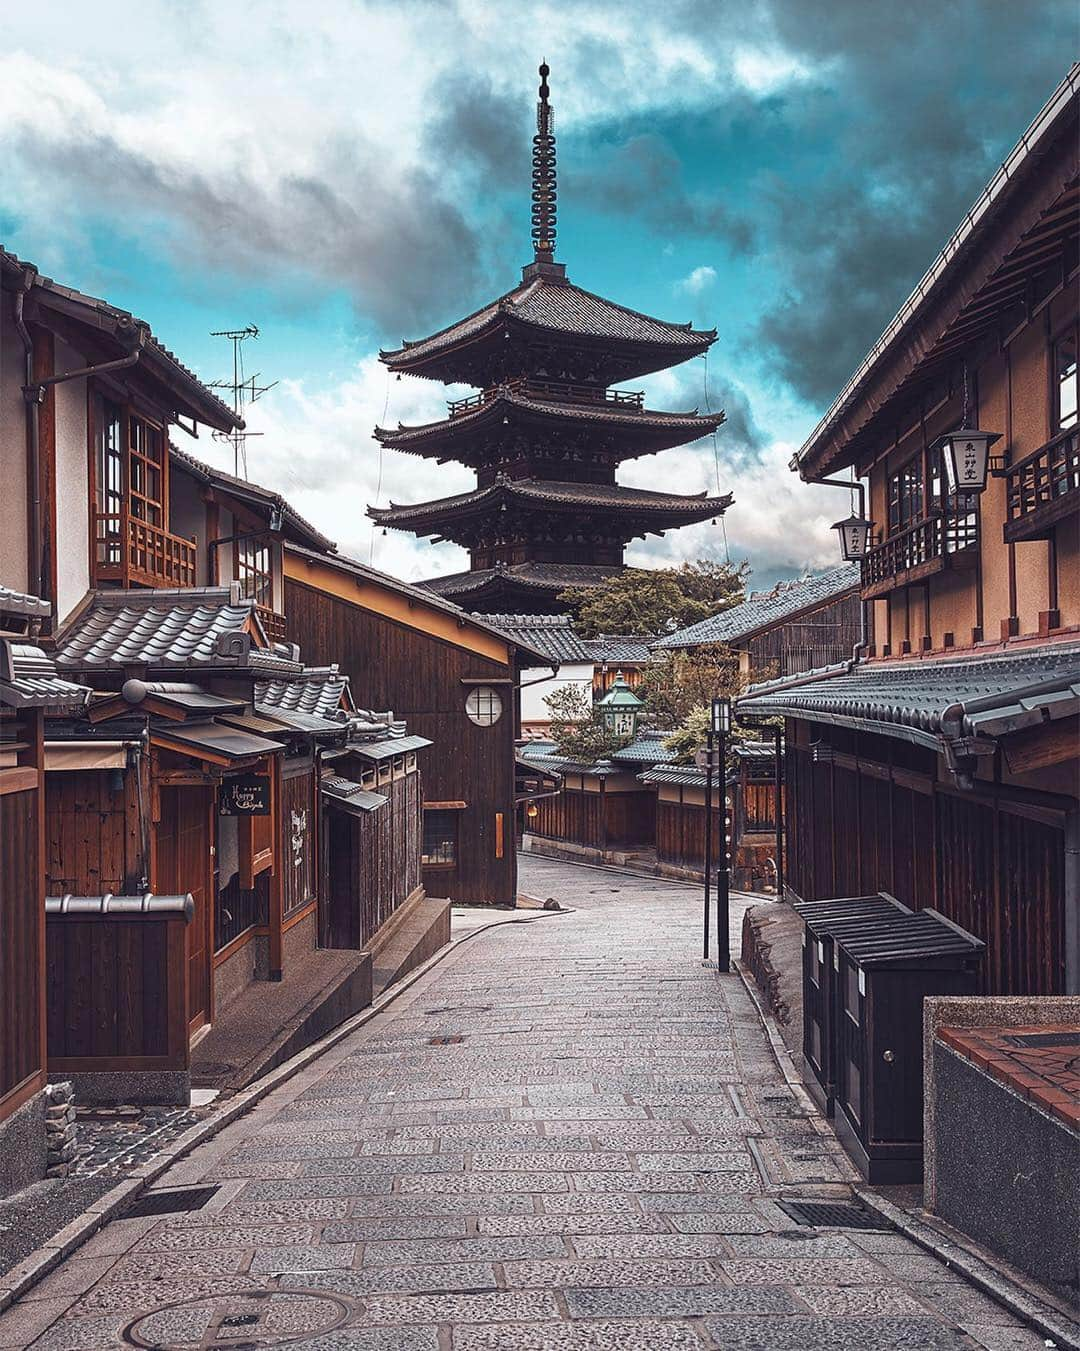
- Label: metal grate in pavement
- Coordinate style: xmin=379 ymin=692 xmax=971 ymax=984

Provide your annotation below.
xmin=125 ymin=1185 xmax=220 ymax=1217
xmin=778 ymin=1199 xmax=892 ymax=1230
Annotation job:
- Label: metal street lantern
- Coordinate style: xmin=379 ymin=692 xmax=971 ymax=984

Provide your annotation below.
xmin=598 ymin=672 xmax=644 ymax=738
xmin=934 ymin=428 xmax=1001 ymax=495
xmin=711 ymin=696 xmax=731 ymax=735
xmin=831 ymin=512 xmax=874 ymax=561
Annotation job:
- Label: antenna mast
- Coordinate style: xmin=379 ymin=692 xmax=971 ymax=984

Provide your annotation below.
xmin=208 ymin=325 xmax=278 ymax=478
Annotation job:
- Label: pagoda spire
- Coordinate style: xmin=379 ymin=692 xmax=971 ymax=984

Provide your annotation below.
xmin=531 ymin=62 xmax=557 ymax=263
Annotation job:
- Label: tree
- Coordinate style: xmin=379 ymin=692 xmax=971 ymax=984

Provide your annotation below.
xmin=543 ymin=683 xmax=630 ymax=763
xmin=558 ymin=559 xmax=749 ymax=638
xmin=637 ymin=642 xmax=742 ymax=730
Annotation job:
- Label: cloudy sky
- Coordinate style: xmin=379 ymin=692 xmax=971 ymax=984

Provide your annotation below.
xmin=1 ymin=1 xmax=1073 ymax=588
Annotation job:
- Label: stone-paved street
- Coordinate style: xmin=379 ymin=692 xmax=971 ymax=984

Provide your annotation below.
xmin=0 ymin=858 xmax=1045 ymax=1349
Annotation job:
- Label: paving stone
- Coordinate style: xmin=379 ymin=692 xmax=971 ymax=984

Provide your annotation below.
xmin=298 ymin=1154 xmax=466 ymax=1177
xmin=669 ymin=1211 xmax=771 ymax=1233
xmin=362 ymin=1235 xmax=568 ymax=1265
xmin=471 ymin=1150 xmax=633 ymax=1172
xmin=563 ymin=1283 xmax=802 ymax=1318
xmin=356 ymin=1290 xmax=559 ymax=1325
xmin=225 ymin=1140 xmax=359 ymax=1161
xmin=323 ymin=1217 xmax=468 ymax=1242
xmin=535 ymin=1193 xmax=641 ymax=1215
xmin=168 ymin=1197 xmax=352 ymax=1225
xmin=570 ymin=1232 xmax=735 ymax=1259
xmin=958 ymin=1324 xmax=1054 ymax=1350
xmin=143 ymin=1221 xmax=314 ymax=1249
xmin=797 ymin=1284 xmax=936 ymax=1316
xmin=638 ymin=1191 xmax=765 ymax=1213
xmin=634 ymin=1150 xmax=751 ymax=1171
xmin=249 ymin=1241 xmax=357 ymax=1273
xmin=72 ymin=1274 xmax=259 ymax=1314
xmin=501 ymin=1258 xmax=716 ymax=1287
xmin=346 ymin=1194 xmax=535 ymax=1217
xmin=240 ymin=1177 xmax=398 ymax=1200
xmin=109 ymin=1250 xmax=250 ymax=1280
xmin=917 ymin=1283 xmax=1027 ymax=1325
xmin=723 ymin=1231 xmax=864 ymax=1258
xmin=718 ymin=1257 xmax=891 ymax=1285
xmin=285 ymin=1263 xmax=499 ymax=1296
xmin=477 ymin=1212 xmax=668 ymax=1236
xmin=699 ymin=1315 xmax=973 ymax=1349
xmin=866 ymin=1253 xmax=969 ymax=1283
xmin=399 ymin=1172 xmax=568 ymax=1193
xmin=0 ymin=1299 xmax=80 ymax=1350
xmin=12 ymin=1316 xmax=125 ymax=1350
xmin=567 ymin=1171 xmax=701 ymax=1192
xmin=288 ymin=1330 xmax=439 ymax=1351
xmin=450 ymin=1319 xmax=705 ymax=1350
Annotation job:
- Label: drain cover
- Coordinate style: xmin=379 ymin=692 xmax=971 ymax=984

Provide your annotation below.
xmin=1005 ymin=1031 xmax=1080 ymax=1049
xmin=778 ymin=1200 xmax=892 ymax=1230
xmin=126 ymin=1186 xmax=220 ymax=1217
xmin=428 ymin=1034 xmax=465 ymax=1046
xmin=123 ymin=1287 xmax=358 ymax=1349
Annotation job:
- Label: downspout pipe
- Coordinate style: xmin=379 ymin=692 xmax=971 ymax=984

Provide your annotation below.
xmin=813 ymin=473 xmax=870 ymax=664
xmin=13 ymin=272 xmax=41 ymax=600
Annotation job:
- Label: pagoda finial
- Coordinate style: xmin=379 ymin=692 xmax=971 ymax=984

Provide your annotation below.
xmin=531 ymin=61 xmax=557 ymax=263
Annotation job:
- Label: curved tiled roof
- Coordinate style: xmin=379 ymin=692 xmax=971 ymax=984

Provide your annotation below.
xmin=0 ymin=584 xmax=51 ymax=620
xmin=582 ymin=635 xmax=655 ymax=664
xmin=381 ymin=273 xmax=716 ymax=369
xmin=484 ymin=614 xmax=593 ymax=664
xmin=256 ymin=666 xmax=350 ymax=719
xmin=653 ymin=565 xmax=861 ymax=650
xmin=375 ymin=388 xmax=721 ymax=451
xmin=370 ymin=478 xmax=732 ymax=528
xmin=421 ymin=562 xmax=620 ymax=606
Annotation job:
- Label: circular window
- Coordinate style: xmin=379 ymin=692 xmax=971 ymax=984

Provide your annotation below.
xmin=465 ymin=686 xmax=503 ymax=726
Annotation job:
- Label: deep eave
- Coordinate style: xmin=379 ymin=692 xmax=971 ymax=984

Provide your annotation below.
xmin=421 ymin=561 xmax=621 ymax=612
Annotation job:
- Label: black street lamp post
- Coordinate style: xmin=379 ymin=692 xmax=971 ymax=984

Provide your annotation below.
xmin=712 ymin=697 xmax=732 ymax=973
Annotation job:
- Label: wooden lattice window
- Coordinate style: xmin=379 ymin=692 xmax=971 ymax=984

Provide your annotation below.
xmin=128 ymin=413 xmax=165 ymax=526
xmin=236 ymin=537 xmax=273 ymax=607
xmin=887 ymin=458 xmax=923 ymax=535
xmin=94 ymin=396 xmax=125 ymax=566
xmin=422 ymin=808 xmax=458 ymax=866
xmin=1054 ymin=324 xmax=1078 ymax=432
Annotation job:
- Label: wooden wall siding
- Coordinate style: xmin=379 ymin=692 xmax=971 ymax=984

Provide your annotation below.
xmin=742 ymin=782 xmax=777 ymax=833
xmin=322 ymin=772 xmax=422 ymax=951
xmin=216 ymin=871 xmax=270 ymax=951
xmin=656 ymin=799 xmax=722 ymax=870
xmin=46 ymin=770 xmax=140 ymax=896
xmin=785 ymin=736 xmax=1067 ymax=995
xmin=529 ymin=788 xmax=655 ymax=850
xmin=0 ymin=787 xmax=44 ymax=1115
xmin=746 ymin=593 xmax=862 ymax=678
xmin=285 ymin=578 xmax=517 ymax=904
xmin=280 ymin=766 xmax=316 ymax=919
xmin=46 ymin=913 xmax=188 ymax=1072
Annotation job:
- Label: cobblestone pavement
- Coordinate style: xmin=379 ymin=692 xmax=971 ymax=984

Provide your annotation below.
xmin=0 ymin=858 xmax=1046 ymax=1350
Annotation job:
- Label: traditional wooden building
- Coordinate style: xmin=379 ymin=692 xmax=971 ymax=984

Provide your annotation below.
xmin=584 ymin=636 xmax=654 ymax=695
xmin=282 ymin=544 xmax=550 ymax=904
xmin=654 ymin=564 xmax=863 ymax=679
xmin=372 ymin=66 xmax=731 ymax=614
xmin=739 ymin=68 xmax=1080 ymax=996
xmin=0 ymin=587 xmax=89 ymax=1194
xmin=486 ymin=615 xmax=595 ymax=739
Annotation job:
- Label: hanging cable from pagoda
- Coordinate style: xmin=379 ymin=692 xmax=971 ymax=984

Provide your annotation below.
xmin=531 ymin=61 xmax=557 ymax=262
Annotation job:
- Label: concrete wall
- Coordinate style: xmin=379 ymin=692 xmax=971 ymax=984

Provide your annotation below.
xmin=167 ymin=461 xmax=211 ymax=586
xmin=53 ymin=339 xmax=90 ymax=624
xmin=520 ymin=662 xmax=593 ymax=729
xmin=0 ymin=1090 xmax=46 ymax=1198
xmin=0 ymin=291 xmax=29 ymax=593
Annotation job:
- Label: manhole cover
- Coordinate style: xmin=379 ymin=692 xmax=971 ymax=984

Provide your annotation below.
xmin=123 ymin=1287 xmax=358 ymax=1349
xmin=126 ymin=1186 xmax=220 ymax=1218
xmin=777 ymin=1200 xmax=892 ymax=1230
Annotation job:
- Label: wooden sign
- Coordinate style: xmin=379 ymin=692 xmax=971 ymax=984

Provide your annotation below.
xmin=219 ymin=775 xmax=271 ymax=816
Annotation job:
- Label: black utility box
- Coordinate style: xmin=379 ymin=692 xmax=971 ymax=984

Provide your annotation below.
xmin=831 ymin=908 xmax=983 ymax=1183
xmin=794 ymin=893 xmax=910 ymax=1116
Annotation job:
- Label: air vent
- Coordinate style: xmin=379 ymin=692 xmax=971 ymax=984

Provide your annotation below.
xmin=125 ymin=1185 xmax=220 ymax=1217
xmin=777 ymin=1200 xmax=891 ymax=1230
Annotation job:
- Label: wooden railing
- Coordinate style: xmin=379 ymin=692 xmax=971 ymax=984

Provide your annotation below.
xmin=94 ymin=512 xmax=197 ymax=589
xmin=447 ymin=378 xmax=645 ymax=418
xmin=255 ymin=603 xmax=288 ymax=643
xmin=862 ymin=508 xmax=979 ymax=597
xmin=1004 ymin=427 xmax=1079 ymax=542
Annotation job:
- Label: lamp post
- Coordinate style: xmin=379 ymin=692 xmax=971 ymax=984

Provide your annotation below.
xmin=831 ymin=512 xmax=874 ymax=561
xmin=597 ymin=672 xmax=644 ymax=738
xmin=594 ymin=757 xmax=613 ymax=859
xmin=712 ymin=697 xmax=732 ymax=974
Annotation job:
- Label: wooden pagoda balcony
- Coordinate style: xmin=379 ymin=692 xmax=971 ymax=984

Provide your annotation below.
xmin=861 ymin=508 xmax=979 ymax=600
xmin=254 ymin=603 xmax=288 ymax=643
xmin=1003 ymin=427 xmax=1079 ymax=543
xmin=93 ymin=512 xmax=197 ymax=590
xmin=447 ymin=378 xmax=645 ymax=418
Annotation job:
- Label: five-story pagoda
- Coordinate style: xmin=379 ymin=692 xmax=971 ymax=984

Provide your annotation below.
xmin=371 ymin=64 xmax=732 ymax=614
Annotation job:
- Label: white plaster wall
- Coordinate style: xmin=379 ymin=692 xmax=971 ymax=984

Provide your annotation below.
xmin=168 ymin=461 xmax=210 ymax=584
xmin=53 ymin=340 xmax=90 ymax=623
xmin=521 ymin=662 xmax=594 ymax=727
xmin=0 ymin=291 xmax=30 ymax=593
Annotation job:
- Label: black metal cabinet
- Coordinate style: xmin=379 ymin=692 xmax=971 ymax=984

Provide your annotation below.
xmin=832 ymin=909 xmax=983 ymax=1183
xmin=794 ymin=894 xmax=910 ymax=1116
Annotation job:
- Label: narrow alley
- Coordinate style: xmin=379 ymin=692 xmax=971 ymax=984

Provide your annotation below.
xmin=0 ymin=859 xmax=1047 ymax=1350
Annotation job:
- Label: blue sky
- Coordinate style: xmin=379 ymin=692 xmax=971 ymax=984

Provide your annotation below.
xmin=1 ymin=1 xmax=1074 ymax=589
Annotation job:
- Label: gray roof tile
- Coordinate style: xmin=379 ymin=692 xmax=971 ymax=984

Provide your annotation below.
xmin=654 ymin=565 xmax=861 ymax=650
xmin=422 ymin=562 xmax=620 ymax=603
xmin=0 ymin=585 xmax=52 ymax=620
xmin=256 ymin=666 xmax=350 ymax=720
xmin=484 ymin=615 xmax=593 ymax=664
xmin=583 ymin=635 xmax=655 ymax=664
xmin=0 ymin=642 xmax=91 ymax=710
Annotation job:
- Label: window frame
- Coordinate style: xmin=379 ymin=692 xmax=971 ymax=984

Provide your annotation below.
xmin=1052 ymin=322 xmax=1078 ymax=433
xmin=887 ymin=456 xmax=924 ymax=536
xmin=464 ymin=685 xmax=503 ymax=726
xmin=235 ymin=534 xmax=274 ymax=608
xmin=422 ymin=807 xmax=459 ymax=868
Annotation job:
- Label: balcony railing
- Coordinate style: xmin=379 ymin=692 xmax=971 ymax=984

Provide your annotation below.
xmin=255 ymin=603 xmax=288 ymax=643
xmin=94 ymin=512 xmax=197 ymax=589
xmin=861 ymin=508 xmax=979 ymax=599
xmin=1003 ymin=426 xmax=1080 ymax=543
xmin=447 ymin=378 xmax=645 ymax=419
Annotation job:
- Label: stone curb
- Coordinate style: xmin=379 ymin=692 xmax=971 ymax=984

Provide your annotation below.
xmin=0 ymin=906 xmax=564 ymax=1315
xmin=855 ymin=1186 xmax=1080 ymax=1350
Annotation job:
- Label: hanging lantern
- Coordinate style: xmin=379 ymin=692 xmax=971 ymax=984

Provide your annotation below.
xmin=831 ymin=512 xmax=874 ymax=561
xmin=711 ymin=696 xmax=731 ymax=735
xmin=526 ymin=802 xmax=539 ymax=820
xmin=597 ymin=672 xmax=644 ymax=738
xmin=933 ymin=428 xmax=1001 ymax=495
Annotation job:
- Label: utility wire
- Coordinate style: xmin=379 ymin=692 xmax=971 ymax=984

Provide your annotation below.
xmin=370 ymin=366 xmax=392 ymax=565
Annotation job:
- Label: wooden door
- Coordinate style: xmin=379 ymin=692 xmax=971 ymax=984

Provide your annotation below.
xmin=157 ymin=786 xmax=212 ymax=1033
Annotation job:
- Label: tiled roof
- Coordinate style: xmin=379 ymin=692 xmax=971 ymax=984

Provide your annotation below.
xmin=484 ymin=615 xmax=593 ymax=664
xmin=284 ymin=543 xmax=552 ymax=667
xmin=170 ymin=446 xmax=335 ymax=551
xmin=583 ymin=635 xmax=655 ymax=664
xmin=0 ymin=585 xmax=51 ymax=620
xmin=732 ymin=741 xmax=777 ymax=760
xmin=612 ymin=730 xmax=675 ymax=766
xmin=375 ymin=389 xmax=721 ymax=448
xmin=371 ymin=479 xmax=731 ymax=527
xmin=653 ymin=565 xmax=861 ymax=650
xmin=256 ymin=666 xmax=350 ymax=720
xmin=737 ymin=645 xmax=1080 ymax=749
xmin=1 ymin=245 xmax=240 ymax=433
xmin=382 ymin=274 xmax=715 ymax=367
xmin=54 ymin=587 xmax=302 ymax=675
xmin=0 ymin=642 xmax=91 ymax=710
xmin=638 ymin=764 xmax=707 ymax=787
xmin=421 ymin=562 xmax=620 ymax=604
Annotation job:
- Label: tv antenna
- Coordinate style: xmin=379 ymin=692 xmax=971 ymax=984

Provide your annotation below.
xmin=208 ymin=325 xmax=278 ymax=478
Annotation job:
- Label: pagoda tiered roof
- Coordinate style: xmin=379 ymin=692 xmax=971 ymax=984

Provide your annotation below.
xmin=381 ymin=266 xmax=717 ymax=387
xmin=421 ymin=561 xmax=619 ymax=614
xmin=369 ymin=478 xmax=732 ymax=543
xmin=375 ymin=383 xmax=723 ymax=466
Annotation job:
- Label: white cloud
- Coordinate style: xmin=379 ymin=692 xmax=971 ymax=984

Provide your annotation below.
xmin=674 ymin=265 xmax=717 ymax=297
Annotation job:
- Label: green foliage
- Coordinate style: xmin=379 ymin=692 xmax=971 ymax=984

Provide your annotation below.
xmin=637 ymin=642 xmax=742 ymax=731
xmin=558 ymin=559 xmax=749 ymax=638
xmin=543 ymin=682 xmax=630 ymax=763
xmin=664 ymin=705 xmax=711 ymax=765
